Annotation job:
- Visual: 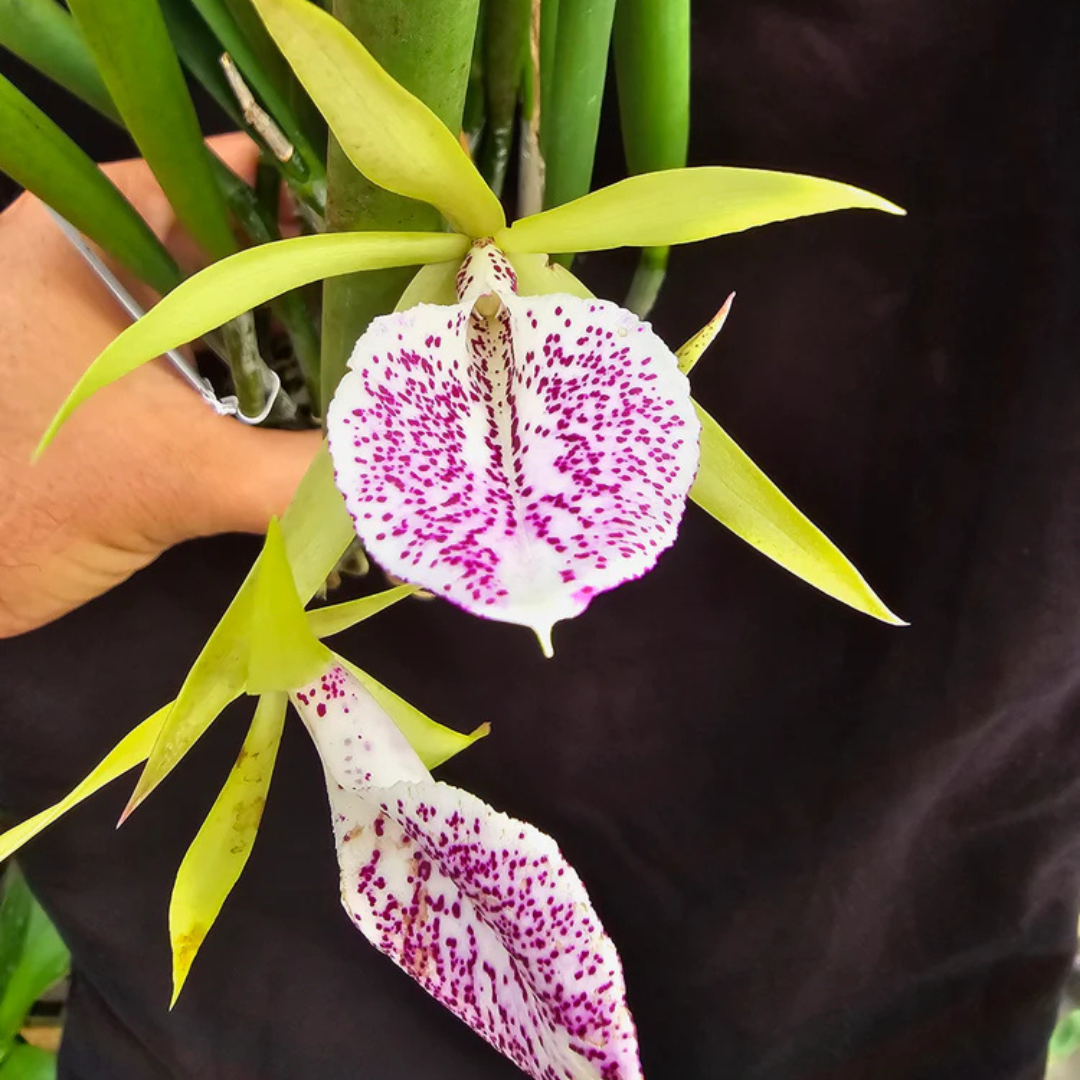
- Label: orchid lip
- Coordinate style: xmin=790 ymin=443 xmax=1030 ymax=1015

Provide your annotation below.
xmin=327 ymin=239 xmax=701 ymax=651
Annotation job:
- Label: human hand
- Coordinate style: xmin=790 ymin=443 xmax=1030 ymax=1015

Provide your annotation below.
xmin=0 ymin=132 xmax=321 ymax=638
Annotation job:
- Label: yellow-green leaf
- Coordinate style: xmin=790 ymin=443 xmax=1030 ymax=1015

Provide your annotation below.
xmin=246 ymin=519 xmax=330 ymax=695
xmin=691 ymin=401 xmax=905 ymax=625
xmin=250 ymin=0 xmax=504 ymax=238
xmin=505 ymin=252 xmax=595 ymax=298
xmin=0 ymin=707 xmax=167 ymax=863
xmin=308 ymin=584 xmax=418 ymax=639
xmin=169 ymin=691 xmax=287 ymax=1004
xmin=676 ymin=293 xmax=733 ymax=375
xmin=340 ymin=658 xmax=489 ymax=770
xmin=125 ymin=445 xmax=354 ymax=818
xmin=496 ymin=166 xmax=904 ymax=255
xmin=35 ymin=231 xmax=469 ymax=456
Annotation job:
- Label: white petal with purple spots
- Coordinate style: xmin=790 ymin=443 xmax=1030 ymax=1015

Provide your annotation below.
xmin=327 ymin=240 xmax=700 ymax=654
xmin=292 ymin=663 xmax=643 ymax=1080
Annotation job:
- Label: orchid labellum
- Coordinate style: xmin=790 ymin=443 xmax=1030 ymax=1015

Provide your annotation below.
xmin=294 ymin=659 xmax=641 ymax=1079
xmin=328 ymin=240 xmax=699 ymax=654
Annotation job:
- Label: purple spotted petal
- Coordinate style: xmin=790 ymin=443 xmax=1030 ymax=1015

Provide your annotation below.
xmin=326 ymin=240 xmax=700 ymax=653
xmin=292 ymin=663 xmax=643 ymax=1080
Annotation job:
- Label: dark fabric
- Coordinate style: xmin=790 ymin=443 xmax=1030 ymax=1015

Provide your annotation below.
xmin=3 ymin=0 xmax=1080 ymax=1077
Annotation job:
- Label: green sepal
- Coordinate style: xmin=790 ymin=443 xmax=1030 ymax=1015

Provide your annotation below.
xmin=246 ymin=519 xmax=331 ymax=695
xmin=676 ymin=294 xmax=734 ymax=375
xmin=690 ymin=400 xmax=905 ymax=625
xmin=308 ymin=584 xmax=418 ymax=639
xmin=169 ymin=691 xmax=287 ymax=1005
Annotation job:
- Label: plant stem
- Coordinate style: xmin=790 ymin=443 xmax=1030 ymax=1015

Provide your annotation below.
xmin=478 ymin=0 xmax=530 ymax=198
xmin=320 ymin=0 xmax=480 ymax=406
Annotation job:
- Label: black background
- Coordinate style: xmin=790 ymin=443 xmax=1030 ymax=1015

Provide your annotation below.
xmin=2 ymin=1 xmax=1080 ymax=1077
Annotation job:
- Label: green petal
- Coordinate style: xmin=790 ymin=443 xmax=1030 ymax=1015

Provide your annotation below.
xmin=250 ymin=0 xmax=504 ymax=238
xmin=169 ymin=691 xmax=286 ymax=1004
xmin=125 ymin=445 xmax=354 ymax=817
xmin=308 ymin=584 xmax=418 ymax=639
xmin=691 ymin=401 xmax=905 ymax=625
xmin=676 ymin=294 xmax=733 ymax=375
xmin=397 ymin=260 xmax=462 ymax=309
xmin=34 ymin=231 xmax=468 ymax=457
xmin=497 ymin=166 xmax=905 ymax=254
xmin=0 ymin=707 xmax=167 ymax=864
xmin=246 ymin=519 xmax=331 ymax=695
xmin=340 ymin=658 xmax=489 ymax=771
xmin=504 ymin=252 xmax=594 ymax=298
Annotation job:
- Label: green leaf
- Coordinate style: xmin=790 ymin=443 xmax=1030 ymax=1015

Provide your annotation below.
xmin=613 ymin=0 xmax=690 ymax=315
xmin=0 ymin=708 xmax=167 ymax=864
xmin=169 ymin=691 xmax=286 ymax=1004
xmin=0 ymin=866 xmax=33 ymax=999
xmin=187 ymin=0 xmax=326 ymax=188
xmin=0 ymin=0 xmax=119 ymax=121
xmin=246 ymin=519 xmax=331 ymax=695
xmin=125 ymin=444 xmax=355 ymax=816
xmin=308 ymin=584 xmax=418 ymax=639
xmin=675 ymin=294 xmax=733 ymax=375
xmin=1050 ymin=1009 xmax=1080 ymax=1062
xmin=339 ymin=658 xmax=489 ymax=771
xmin=0 ymin=1042 xmax=57 ymax=1080
xmin=35 ymin=230 xmax=469 ymax=456
xmin=477 ymin=0 xmax=529 ymax=197
xmin=67 ymin=0 xmax=237 ymax=260
xmin=250 ymin=0 xmax=503 ymax=237
xmin=498 ymin=166 xmax=905 ymax=254
xmin=0 ymin=871 xmax=69 ymax=1047
xmin=690 ymin=401 xmax=905 ymax=625
xmin=0 ymin=73 xmax=180 ymax=295
xmin=539 ymin=0 xmax=616 ymax=218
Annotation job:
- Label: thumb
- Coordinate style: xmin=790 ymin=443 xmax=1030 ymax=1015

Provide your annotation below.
xmin=189 ymin=426 xmax=326 ymax=539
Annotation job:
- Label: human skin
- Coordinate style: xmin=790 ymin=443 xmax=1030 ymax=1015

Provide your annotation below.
xmin=0 ymin=132 xmax=320 ymax=638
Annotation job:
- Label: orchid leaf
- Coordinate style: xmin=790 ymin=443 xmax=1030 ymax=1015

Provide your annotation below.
xmin=169 ymin=691 xmax=287 ymax=1003
xmin=0 ymin=74 xmax=180 ymax=296
xmin=339 ymin=658 xmax=488 ymax=772
xmin=125 ymin=446 xmax=354 ymax=817
xmin=250 ymin=0 xmax=503 ymax=237
xmin=67 ymin=0 xmax=238 ymax=261
xmin=505 ymin=251 xmax=595 ymax=299
xmin=541 ymin=0 xmax=616 ymax=219
xmin=326 ymin=241 xmax=700 ymax=655
xmin=292 ymin=661 xmax=640 ymax=1079
xmin=676 ymin=294 xmax=734 ymax=375
xmin=308 ymin=584 xmax=418 ymax=640
xmin=246 ymin=519 xmax=330 ymax=695
xmin=0 ymin=0 xmax=120 ymax=121
xmin=35 ymin=231 xmax=468 ymax=456
xmin=0 ymin=1042 xmax=57 ymax=1080
xmin=691 ymin=401 xmax=904 ymax=624
xmin=0 ymin=708 xmax=166 ymax=864
xmin=497 ymin=166 xmax=905 ymax=254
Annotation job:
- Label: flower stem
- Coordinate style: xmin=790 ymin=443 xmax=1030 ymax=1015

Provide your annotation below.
xmin=320 ymin=0 xmax=480 ymax=407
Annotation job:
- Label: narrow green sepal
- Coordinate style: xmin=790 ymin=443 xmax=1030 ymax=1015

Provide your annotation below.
xmin=246 ymin=518 xmax=331 ymax=694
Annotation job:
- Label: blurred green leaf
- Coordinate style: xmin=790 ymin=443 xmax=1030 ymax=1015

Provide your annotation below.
xmin=0 ymin=73 xmax=181 ymax=294
xmin=36 ymin=230 xmax=469 ymax=455
xmin=251 ymin=0 xmax=501 ymax=237
xmin=540 ymin=0 xmax=616 ymax=220
xmin=0 ymin=868 xmax=68 ymax=1048
xmin=690 ymin=401 xmax=904 ymax=625
xmin=169 ymin=691 xmax=286 ymax=1003
xmin=1050 ymin=1008 xmax=1080 ymax=1062
xmin=477 ymin=0 xmax=529 ymax=197
xmin=0 ymin=1041 xmax=57 ymax=1080
xmin=0 ymin=0 xmax=118 ymax=120
xmin=500 ymin=166 xmax=905 ymax=254
xmin=613 ymin=0 xmax=690 ymax=316
xmin=67 ymin=0 xmax=237 ymax=259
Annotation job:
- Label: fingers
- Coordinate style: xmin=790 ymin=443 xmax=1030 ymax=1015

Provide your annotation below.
xmin=185 ymin=425 xmax=324 ymax=540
